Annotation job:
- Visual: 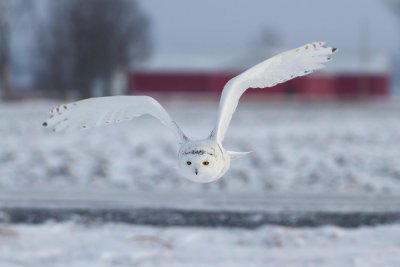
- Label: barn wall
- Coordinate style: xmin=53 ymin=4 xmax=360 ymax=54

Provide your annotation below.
xmin=335 ymin=74 xmax=389 ymax=98
xmin=131 ymin=71 xmax=390 ymax=98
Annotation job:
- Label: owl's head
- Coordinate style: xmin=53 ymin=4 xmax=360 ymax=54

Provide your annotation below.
xmin=178 ymin=141 xmax=226 ymax=183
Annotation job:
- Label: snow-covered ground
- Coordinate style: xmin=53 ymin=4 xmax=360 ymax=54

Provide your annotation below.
xmin=0 ymin=222 xmax=399 ymax=267
xmin=1 ymin=99 xmax=400 ymax=194
xmin=1 ymin=99 xmax=400 ymax=266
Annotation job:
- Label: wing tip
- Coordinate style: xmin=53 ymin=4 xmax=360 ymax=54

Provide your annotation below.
xmin=298 ymin=42 xmax=338 ymax=55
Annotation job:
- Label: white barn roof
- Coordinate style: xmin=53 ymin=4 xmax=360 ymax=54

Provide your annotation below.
xmin=136 ymin=49 xmax=391 ymax=74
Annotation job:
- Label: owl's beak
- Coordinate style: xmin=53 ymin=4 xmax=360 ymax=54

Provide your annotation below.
xmin=195 ymin=168 xmax=198 ymax=175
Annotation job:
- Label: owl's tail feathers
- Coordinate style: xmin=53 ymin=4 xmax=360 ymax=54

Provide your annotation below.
xmin=228 ymin=151 xmax=252 ymax=160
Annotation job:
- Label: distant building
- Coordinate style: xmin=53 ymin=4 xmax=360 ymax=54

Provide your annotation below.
xmin=130 ymin=50 xmax=390 ymax=99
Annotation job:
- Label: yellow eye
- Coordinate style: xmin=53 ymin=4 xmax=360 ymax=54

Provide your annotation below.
xmin=202 ymin=161 xmax=209 ymax=166
xmin=186 ymin=161 xmax=192 ymax=165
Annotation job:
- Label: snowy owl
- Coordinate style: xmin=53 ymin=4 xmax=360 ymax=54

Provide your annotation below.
xmin=43 ymin=42 xmax=336 ymax=183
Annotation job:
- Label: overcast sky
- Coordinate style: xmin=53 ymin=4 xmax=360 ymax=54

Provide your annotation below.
xmin=137 ymin=0 xmax=399 ymax=56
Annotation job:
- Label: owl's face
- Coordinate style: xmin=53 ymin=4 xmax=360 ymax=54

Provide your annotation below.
xmin=178 ymin=153 xmax=222 ymax=183
xmin=178 ymin=141 xmax=227 ymax=183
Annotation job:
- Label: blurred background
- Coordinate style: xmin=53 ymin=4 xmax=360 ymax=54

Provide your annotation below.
xmin=1 ymin=0 xmax=400 ymax=266
xmin=0 ymin=0 xmax=399 ymax=99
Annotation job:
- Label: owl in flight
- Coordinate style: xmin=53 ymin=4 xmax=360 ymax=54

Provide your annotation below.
xmin=43 ymin=42 xmax=336 ymax=183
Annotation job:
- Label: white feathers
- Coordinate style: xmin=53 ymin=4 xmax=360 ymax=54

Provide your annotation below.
xmin=43 ymin=96 xmax=187 ymax=143
xmin=212 ymin=42 xmax=337 ymax=143
xmin=42 ymin=41 xmax=336 ymax=182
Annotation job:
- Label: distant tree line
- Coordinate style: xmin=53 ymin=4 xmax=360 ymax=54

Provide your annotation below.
xmin=0 ymin=0 xmax=151 ymax=100
xmin=0 ymin=0 xmax=14 ymax=100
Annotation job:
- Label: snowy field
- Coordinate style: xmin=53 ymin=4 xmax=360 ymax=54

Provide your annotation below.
xmin=0 ymin=222 xmax=400 ymax=267
xmin=1 ymin=99 xmax=400 ymax=267
xmin=0 ymin=98 xmax=400 ymax=194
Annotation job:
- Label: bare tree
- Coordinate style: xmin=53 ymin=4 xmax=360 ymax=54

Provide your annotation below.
xmin=385 ymin=0 xmax=400 ymax=48
xmin=386 ymin=0 xmax=400 ymax=24
xmin=255 ymin=27 xmax=283 ymax=56
xmin=0 ymin=1 xmax=12 ymax=100
xmin=37 ymin=0 xmax=151 ymax=98
xmin=0 ymin=0 xmax=35 ymax=100
xmin=385 ymin=0 xmax=400 ymax=94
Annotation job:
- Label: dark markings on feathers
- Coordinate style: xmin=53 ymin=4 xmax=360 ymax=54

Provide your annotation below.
xmin=184 ymin=150 xmax=216 ymax=157
xmin=42 ymin=122 xmax=48 ymax=127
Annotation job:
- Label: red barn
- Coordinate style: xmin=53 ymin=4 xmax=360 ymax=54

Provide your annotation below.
xmin=131 ymin=51 xmax=390 ymax=99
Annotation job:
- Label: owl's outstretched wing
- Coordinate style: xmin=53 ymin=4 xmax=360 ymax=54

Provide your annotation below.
xmin=43 ymin=95 xmax=188 ymax=143
xmin=211 ymin=41 xmax=336 ymax=143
